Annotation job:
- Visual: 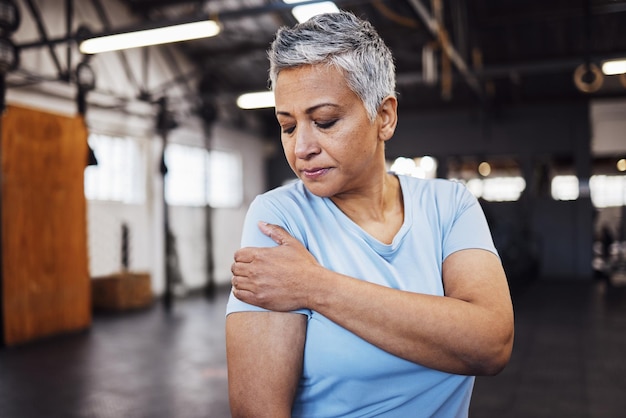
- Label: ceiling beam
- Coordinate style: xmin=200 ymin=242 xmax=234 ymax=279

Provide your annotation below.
xmin=17 ymin=0 xmax=371 ymax=51
xmin=91 ymin=0 xmax=142 ymax=93
xmin=23 ymin=0 xmax=66 ymax=80
xmin=405 ymin=0 xmax=484 ymax=100
xmin=124 ymin=0 xmax=204 ymax=14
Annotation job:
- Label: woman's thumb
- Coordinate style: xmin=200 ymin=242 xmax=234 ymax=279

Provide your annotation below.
xmin=258 ymin=221 xmax=290 ymax=245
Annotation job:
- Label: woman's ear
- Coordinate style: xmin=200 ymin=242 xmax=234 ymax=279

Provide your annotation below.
xmin=378 ymin=96 xmax=398 ymax=142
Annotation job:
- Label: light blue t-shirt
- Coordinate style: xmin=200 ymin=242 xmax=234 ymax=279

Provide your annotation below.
xmin=227 ymin=175 xmax=498 ymax=417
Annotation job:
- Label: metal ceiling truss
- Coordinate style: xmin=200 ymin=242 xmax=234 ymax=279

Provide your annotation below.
xmin=12 ymin=0 xmax=626 ymax=116
xmin=13 ymin=0 xmax=198 ymax=113
xmin=14 ymin=0 xmax=374 ymax=106
xmin=406 ymin=0 xmax=484 ymax=101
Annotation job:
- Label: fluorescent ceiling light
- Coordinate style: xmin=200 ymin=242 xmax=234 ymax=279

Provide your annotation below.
xmin=283 ymin=0 xmax=340 ymax=23
xmin=601 ymin=59 xmax=626 ymax=75
xmin=237 ymin=91 xmax=275 ymax=109
xmin=79 ymin=20 xmax=221 ymax=54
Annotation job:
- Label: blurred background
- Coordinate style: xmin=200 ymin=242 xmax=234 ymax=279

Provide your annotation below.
xmin=0 ymin=0 xmax=625 ymax=417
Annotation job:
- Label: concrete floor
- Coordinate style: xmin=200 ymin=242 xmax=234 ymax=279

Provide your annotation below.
xmin=1 ymin=278 xmax=625 ymax=417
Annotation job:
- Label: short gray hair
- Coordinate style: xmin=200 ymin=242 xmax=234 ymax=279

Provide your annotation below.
xmin=268 ymin=11 xmax=396 ymax=121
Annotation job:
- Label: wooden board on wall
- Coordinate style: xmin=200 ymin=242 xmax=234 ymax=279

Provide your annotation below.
xmin=1 ymin=104 xmax=91 ymax=346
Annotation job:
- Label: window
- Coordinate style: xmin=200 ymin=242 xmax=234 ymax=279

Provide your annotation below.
xmin=447 ymin=157 xmax=525 ymax=202
xmin=590 ymin=175 xmax=626 ymax=208
xmin=551 ymin=174 xmax=626 ymax=207
xmin=207 ymin=150 xmax=243 ymax=208
xmin=388 ymin=156 xmax=437 ymax=179
xmin=164 ymin=144 xmax=243 ymax=208
xmin=85 ymin=134 xmax=146 ymax=203
xmin=551 ymin=175 xmax=580 ymax=201
xmin=467 ymin=177 xmax=526 ymax=202
xmin=164 ymin=144 xmax=207 ymax=207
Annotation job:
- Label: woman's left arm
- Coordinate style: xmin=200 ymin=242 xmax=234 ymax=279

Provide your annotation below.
xmin=231 ymin=222 xmax=514 ymax=376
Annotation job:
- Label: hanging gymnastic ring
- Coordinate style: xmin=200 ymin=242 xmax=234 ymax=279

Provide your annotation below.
xmin=573 ymin=63 xmax=603 ymax=93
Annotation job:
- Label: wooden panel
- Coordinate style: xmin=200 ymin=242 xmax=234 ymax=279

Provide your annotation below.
xmin=1 ymin=104 xmax=91 ymax=346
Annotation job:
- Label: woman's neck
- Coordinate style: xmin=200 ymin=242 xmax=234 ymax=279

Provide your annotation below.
xmin=330 ymin=173 xmax=404 ymax=244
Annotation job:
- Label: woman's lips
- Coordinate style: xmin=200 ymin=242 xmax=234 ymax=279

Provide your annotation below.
xmin=301 ymin=167 xmax=329 ymax=180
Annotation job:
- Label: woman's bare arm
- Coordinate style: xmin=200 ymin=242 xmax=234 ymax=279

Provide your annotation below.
xmin=307 ymin=248 xmax=513 ymax=375
xmin=226 ymin=311 xmax=307 ymax=418
xmin=231 ymin=223 xmax=514 ymax=376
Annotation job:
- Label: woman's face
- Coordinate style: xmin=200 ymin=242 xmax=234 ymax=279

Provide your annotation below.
xmin=274 ymin=64 xmax=395 ymax=198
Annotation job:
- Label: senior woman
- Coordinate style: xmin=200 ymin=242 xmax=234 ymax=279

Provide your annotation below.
xmin=226 ymin=11 xmax=514 ymax=418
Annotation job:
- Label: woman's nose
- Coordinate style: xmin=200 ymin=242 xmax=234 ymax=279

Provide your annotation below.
xmin=294 ymin=126 xmax=320 ymax=159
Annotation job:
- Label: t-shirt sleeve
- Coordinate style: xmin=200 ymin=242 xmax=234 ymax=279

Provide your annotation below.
xmin=226 ymin=194 xmax=312 ymax=317
xmin=442 ymin=182 xmax=499 ymax=260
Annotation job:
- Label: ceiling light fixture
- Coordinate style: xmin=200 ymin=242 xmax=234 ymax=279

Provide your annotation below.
xmin=601 ymin=59 xmax=626 ymax=75
xmin=79 ymin=20 xmax=221 ymax=54
xmin=236 ymin=91 xmax=275 ymax=109
xmin=283 ymin=0 xmax=340 ymax=23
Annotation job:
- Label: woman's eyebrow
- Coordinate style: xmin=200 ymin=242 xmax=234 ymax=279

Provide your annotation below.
xmin=276 ymin=103 xmax=340 ymax=117
xmin=306 ymin=103 xmax=340 ymax=114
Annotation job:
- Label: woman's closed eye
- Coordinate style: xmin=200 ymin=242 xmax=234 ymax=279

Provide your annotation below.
xmin=282 ymin=125 xmax=296 ymax=134
xmin=280 ymin=119 xmax=337 ymax=134
xmin=315 ymin=119 xmax=337 ymax=129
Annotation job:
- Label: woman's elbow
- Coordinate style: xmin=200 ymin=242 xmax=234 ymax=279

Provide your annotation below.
xmin=475 ymin=324 xmax=514 ymax=376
